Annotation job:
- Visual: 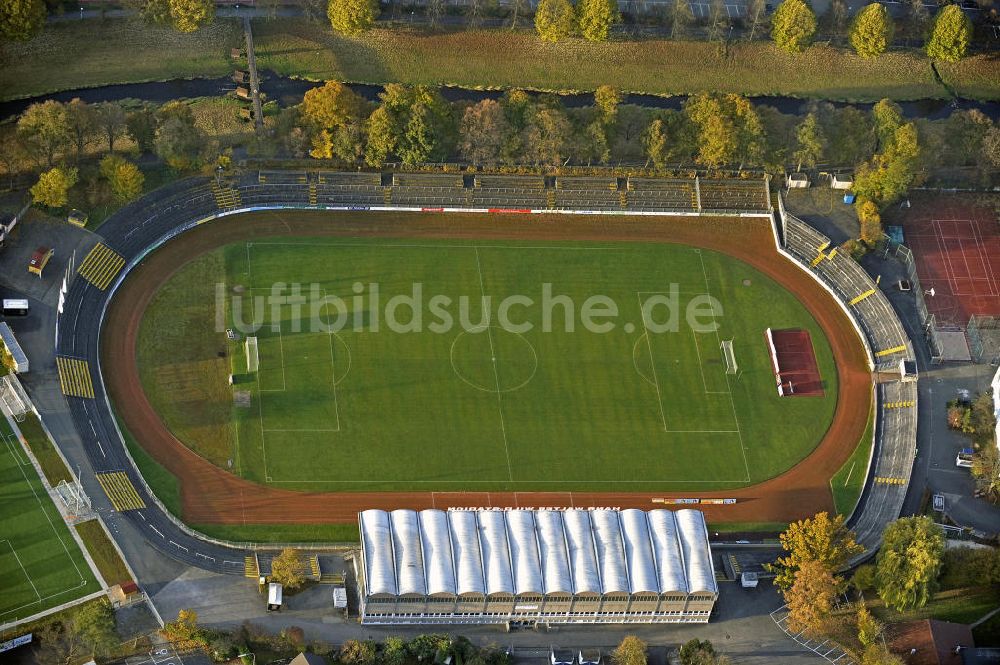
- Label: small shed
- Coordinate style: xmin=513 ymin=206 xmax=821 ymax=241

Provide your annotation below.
xmin=900 ymin=359 xmax=918 ymax=383
xmin=28 ymin=247 xmax=53 ymax=277
xmin=0 ymin=323 xmax=29 ymax=373
xmin=551 ymin=649 xmax=575 ymax=665
xmin=740 ymin=572 xmax=759 ymax=588
xmin=67 ymin=209 xmax=88 ymax=227
xmin=2 ymin=299 xmax=28 ymax=317
xmin=332 ymin=585 xmax=347 ymax=609
xmin=786 ymin=173 xmax=810 ymax=189
xmin=108 ymin=581 xmax=141 ymax=606
xmin=579 ymin=649 xmax=601 ymax=665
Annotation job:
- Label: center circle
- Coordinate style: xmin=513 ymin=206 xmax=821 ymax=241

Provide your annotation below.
xmin=450 ymin=326 xmax=538 ymax=394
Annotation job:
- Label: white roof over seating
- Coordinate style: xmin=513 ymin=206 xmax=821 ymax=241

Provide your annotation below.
xmin=359 ymin=508 xmax=717 ymax=598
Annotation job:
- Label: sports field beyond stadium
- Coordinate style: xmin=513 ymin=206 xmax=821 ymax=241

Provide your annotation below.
xmin=105 ymin=211 xmax=870 ymax=525
xmin=0 ymin=417 xmax=99 ymax=624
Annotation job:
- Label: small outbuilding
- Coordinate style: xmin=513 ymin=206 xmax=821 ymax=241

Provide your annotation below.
xmin=786 ymin=173 xmax=810 ymax=189
xmin=831 ymin=174 xmax=854 ymax=190
xmin=267 ymin=582 xmax=283 ymax=611
xmin=67 ymin=209 xmax=88 ymax=227
xmin=0 ymin=323 xmax=29 ymax=373
xmin=28 ymin=247 xmax=53 ymax=277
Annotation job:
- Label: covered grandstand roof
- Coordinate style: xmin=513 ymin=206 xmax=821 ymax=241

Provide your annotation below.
xmin=358 ymin=508 xmax=717 ymax=598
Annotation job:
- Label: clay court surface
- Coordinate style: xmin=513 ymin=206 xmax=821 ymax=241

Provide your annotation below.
xmin=767 ymin=328 xmax=824 ymax=397
xmin=102 ymin=211 xmax=871 ymax=526
xmin=897 ymin=197 xmax=1000 ymax=326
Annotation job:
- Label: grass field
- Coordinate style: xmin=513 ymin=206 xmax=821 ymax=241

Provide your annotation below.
xmin=0 ymin=417 xmax=100 ymax=624
xmin=830 ymin=402 xmax=875 ymax=517
xmin=74 ymin=520 xmax=131 ymax=587
xmin=1 ymin=18 xmax=996 ymax=102
xmin=138 ymin=235 xmax=838 ymax=493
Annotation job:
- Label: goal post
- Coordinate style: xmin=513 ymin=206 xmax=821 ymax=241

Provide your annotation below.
xmin=721 ymin=340 xmax=737 ymax=375
xmin=0 ymin=374 xmax=31 ymax=422
xmin=245 ymin=336 xmax=259 ymax=373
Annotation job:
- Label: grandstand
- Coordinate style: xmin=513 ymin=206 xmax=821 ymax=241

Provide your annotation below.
xmin=774 ymin=193 xmax=917 ymax=564
xmin=357 ymin=508 xmax=717 ymax=625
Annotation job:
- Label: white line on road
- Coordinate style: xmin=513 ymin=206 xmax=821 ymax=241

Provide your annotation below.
xmin=150 ymin=525 xmax=164 ymax=538
xmin=169 ymin=540 xmax=189 ymax=552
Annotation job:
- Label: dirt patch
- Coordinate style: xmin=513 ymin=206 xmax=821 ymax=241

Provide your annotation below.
xmin=101 ymin=210 xmax=872 ymax=526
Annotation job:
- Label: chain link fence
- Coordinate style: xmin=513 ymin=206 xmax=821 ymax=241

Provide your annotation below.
xmin=967 ymin=315 xmax=1000 ymax=365
xmin=884 ymin=238 xmax=946 ymax=362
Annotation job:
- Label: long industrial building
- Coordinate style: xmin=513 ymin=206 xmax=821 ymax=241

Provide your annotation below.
xmin=356 ymin=508 xmax=718 ymax=625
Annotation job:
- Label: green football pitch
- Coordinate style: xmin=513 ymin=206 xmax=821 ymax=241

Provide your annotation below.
xmin=0 ymin=417 xmax=100 ymax=624
xmin=209 ymin=238 xmax=838 ymax=491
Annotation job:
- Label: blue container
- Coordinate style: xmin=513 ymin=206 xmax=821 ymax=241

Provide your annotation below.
xmin=843 ymin=192 xmax=856 ymax=204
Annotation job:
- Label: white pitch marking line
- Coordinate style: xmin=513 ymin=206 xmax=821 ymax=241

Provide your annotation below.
xmin=474 ymin=247 xmax=514 ymax=482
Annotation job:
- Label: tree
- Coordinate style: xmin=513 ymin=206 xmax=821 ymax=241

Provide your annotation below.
xmin=821 ymin=0 xmax=849 ymax=42
xmin=32 ymin=620 xmax=88 ymax=665
xmin=427 ymin=0 xmax=444 ymax=28
xmin=679 ymin=639 xmax=731 ymax=665
xmin=854 ymin=121 xmax=920 ymax=206
xmin=162 ymin=609 xmax=200 ymax=645
xmin=535 ymin=0 xmax=576 ymax=42
xmin=971 ymin=444 xmax=1000 ymax=503
xmin=96 ymin=102 xmax=128 ymax=154
xmin=851 ymin=563 xmax=877 ymax=593
xmin=850 ymin=3 xmax=894 ymax=58
xmin=793 ymin=112 xmax=826 ymax=171
xmin=771 ymin=0 xmax=817 ymax=53
xmin=302 ymin=80 xmax=365 ymax=130
xmin=875 ymin=516 xmax=944 ymax=611
xmin=18 ymin=100 xmax=71 ymax=168
xmin=784 ymin=560 xmax=840 ymax=636
xmin=74 ymin=599 xmax=117 ymax=657
xmin=772 ymin=511 xmax=864 ymax=590
xmin=667 ymin=0 xmax=696 ymax=38
xmin=0 ymin=0 xmax=46 ymax=41
xmin=100 ymin=154 xmax=145 ymax=203
xmin=127 ymin=107 xmax=158 ymax=153
xmin=926 ymin=5 xmax=972 ymax=62
xmin=982 ymin=125 xmax=1000 ymax=169
xmin=31 ymin=167 xmax=78 ymax=209
xmin=270 ymin=548 xmax=306 ymax=590
xmin=340 ymin=640 xmax=377 ymax=665
xmin=904 ymin=0 xmax=929 ymax=40
xmin=577 ymin=0 xmax=619 ymax=41
xmin=168 ymin=0 xmax=214 ymax=32
xmin=861 ymin=644 xmax=905 ymax=665
xmin=611 ymin=636 xmax=647 ymax=665
xmin=383 ymin=636 xmax=408 ymax=665
xmin=706 ymin=0 xmax=731 ymax=42
xmin=747 ymin=0 xmax=769 ymax=40
xmin=328 ymin=0 xmax=379 ymax=35
xmin=856 ymin=605 xmax=884 ymax=648
xmin=594 ymin=85 xmax=622 ymax=126
xmin=857 ymin=198 xmax=883 ymax=246
xmin=155 ymin=115 xmax=207 ymax=171
xmin=64 ymin=99 xmax=97 ymax=162
xmin=644 ymin=118 xmax=670 ymax=168
xmin=523 ymin=105 xmax=575 ymax=166
xmin=364 ymin=105 xmax=397 ymax=166
xmin=460 ymin=100 xmax=511 ymax=165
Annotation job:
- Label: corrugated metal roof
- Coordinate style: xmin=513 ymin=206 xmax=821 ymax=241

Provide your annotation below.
xmin=506 ymin=510 xmax=543 ymax=595
xmin=477 ymin=510 xmax=515 ymax=596
xmin=591 ymin=510 xmax=630 ymax=594
xmin=390 ymin=509 xmax=425 ymax=595
xmin=676 ymin=509 xmax=718 ymax=594
xmin=535 ymin=510 xmax=573 ymax=595
xmin=418 ymin=510 xmax=456 ymax=596
xmin=0 ymin=323 xmax=27 ymax=367
xmin=359 ymin=508 xmax=715 ymax=600
xmin=563 ymin=509 xmax=602 ymax=594
xmin=447 ymin=511 xmax=485 ymax=596
xmin=620 ymin=509 xmax=660 ymax=594
xmin=647 ymin=510 xmax=688 ymax=593
xmin=359 ymin=509 xmax=396 ymax=596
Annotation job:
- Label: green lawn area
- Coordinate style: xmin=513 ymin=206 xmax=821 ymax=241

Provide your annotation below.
xmin=0 ymin=417 xmax=100 ymax=624
xmin=0 ymin=18 xmax=240 ymax=101
xmin=192 ymin=522 xmax=361 ymax=543
xmin=16 ymin=413 xmax=73 ymax=486
xmin=253 ymin=21 xmax=997 ymax=101
xmin=137 ymin=236 xmax=837 ymax=493
xmin=116 ymin=414 xmax=182 ymax=518
xmin=74 ymin=519 xmax=131 ymax=587
xmin=2 ymin=18 xmax=996 ymax=102
xmin=871 ymin=586 xmax=1000 ymax=625
xmin=830 ymin=401 xmax=875 ymax=517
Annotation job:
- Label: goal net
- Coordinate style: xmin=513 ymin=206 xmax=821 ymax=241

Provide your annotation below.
xmin=55 ymin=478 xmax=92 ymax=518
xmin=721 ymin=340 xmax=738 ymax=375
xmin=245 ymin=336 xmax=259 ymax=373
xmin=0 ymin=374 xmax=31 ymax=422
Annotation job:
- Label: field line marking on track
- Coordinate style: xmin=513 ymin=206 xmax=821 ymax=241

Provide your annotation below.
xmin=636 ymin=293 xmax=668 ymax=432
xmin=0 ymin=539 xmax=41 ymax=601
xmin=698 ymin=250 xmax=751 ymax=484
xmin=473 ymin=246 xmax=514 ymax=482
xmin=322 ymin=288 xmax=342 ymax=432
xmin=263 ymin=428 xmax=342 ymax=433
xmin=265 ymin=477 xmax=753 ymax=483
